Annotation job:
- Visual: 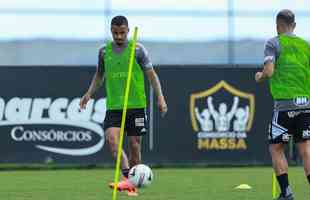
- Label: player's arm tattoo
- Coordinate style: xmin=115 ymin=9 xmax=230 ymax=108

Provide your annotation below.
xmin=256 ymin=38 xmax=277 ymax=83
xmin=145 ymin=69 xmax=163 ymax=98
xmin=264 ymin=62 xmax=274 ymax=77
xmin=262 ymin=62 xmax=275 ymax=79
xmin=256 ymin=62 xmax=275 ymax=83
xmin=86 ymin=67 xmax=104 ymax=97
xmin=86 ymin=47 xmax=105 ymax=97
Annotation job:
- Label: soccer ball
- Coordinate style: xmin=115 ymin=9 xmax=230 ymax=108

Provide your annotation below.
xmin=128 ymin=164 xmax=153 ymax=188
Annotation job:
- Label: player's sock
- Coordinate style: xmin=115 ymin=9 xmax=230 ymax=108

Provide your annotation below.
xmin=307 ymin=175 xmax=310 ymax=185
xmin=122 ymin=168 xmax=130 ymax=178
xmin=277 ymin=173 xmax=293 ymax=196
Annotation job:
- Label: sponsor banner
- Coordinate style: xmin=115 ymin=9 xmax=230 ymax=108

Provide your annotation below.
xmin=190 ymin=80 xmax=255 ymax=150
xmin=0 ymin=67 xmax=110 ymax=164
xmin=151 ymin=67 xmax=273 ymax=165
xmin=0 ymin=66 xmax=274 ymax=165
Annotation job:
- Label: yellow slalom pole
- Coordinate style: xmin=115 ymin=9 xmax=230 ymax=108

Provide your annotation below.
xmin=112 ymin=27 xmax=139 ymax=200
xmin=272 ymin=172 xmax=277 ymax=199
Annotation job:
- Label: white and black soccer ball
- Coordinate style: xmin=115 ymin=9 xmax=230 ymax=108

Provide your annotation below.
xmin=128 ymin=164 xmax=153 ymax=188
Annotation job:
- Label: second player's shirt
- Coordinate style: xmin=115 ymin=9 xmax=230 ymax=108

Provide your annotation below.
xmin=264 ymin=32 xmax=310 ymax=111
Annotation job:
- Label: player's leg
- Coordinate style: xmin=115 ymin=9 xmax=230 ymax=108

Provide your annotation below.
xmin=122 ymin=136 xmax=142 ymax=197
xmin=128 ymin=136 xmax=142 ymax=167
xmin=104 ymin=110 xmax=131 ymax=178
xmin=294 ymin=109 xmax=310 ymax=185
xmin=127 ymin=109 xmax=147 ymax=167
xmin=106 ymin=127 xmax=137 ymax=192
xmin=104 ymin=110 xmax=133 ymax=191
xmin=270 ymin=143 xmax=288 ymax=175
xmin=270 ymin=144 xmax=294 ymax=200
xmin=125 ymin=108 xmax=147 ymax=196
xmin=105 ymin=127 xmax=130 ymax=175
xmin=297 ymin=140 xmax=310 ymax=184
xmin=269 ymin=110 xmax=294 ymax=199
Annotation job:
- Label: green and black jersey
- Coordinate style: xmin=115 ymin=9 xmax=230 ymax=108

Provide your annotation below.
xmin=264 ymin=33 xmax=310 ymax=110
xmin=97 ymin=41 xmax=153 ymax=110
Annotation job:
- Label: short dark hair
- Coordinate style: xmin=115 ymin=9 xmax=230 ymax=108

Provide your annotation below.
xmin=276 ymin=9 xmax=295 ymax=25
xmin=111 ymin=16 xmax=128 ymax=27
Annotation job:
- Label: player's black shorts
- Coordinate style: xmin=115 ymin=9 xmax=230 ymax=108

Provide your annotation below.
xmin=103 ymin=108 xmax=147 ymax=136
xmin=269 ymin=108 xmax=310 ymax=144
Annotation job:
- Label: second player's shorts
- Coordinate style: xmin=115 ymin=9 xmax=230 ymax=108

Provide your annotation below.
xmin=103 ymin=108 xmax=148 ymax=136
xmin=269 ymin=108 xmax=310 ymax=144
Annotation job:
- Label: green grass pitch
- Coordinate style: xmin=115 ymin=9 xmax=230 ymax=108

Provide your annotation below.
xmin=0 ymin=167 xmax=309 ymax=200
